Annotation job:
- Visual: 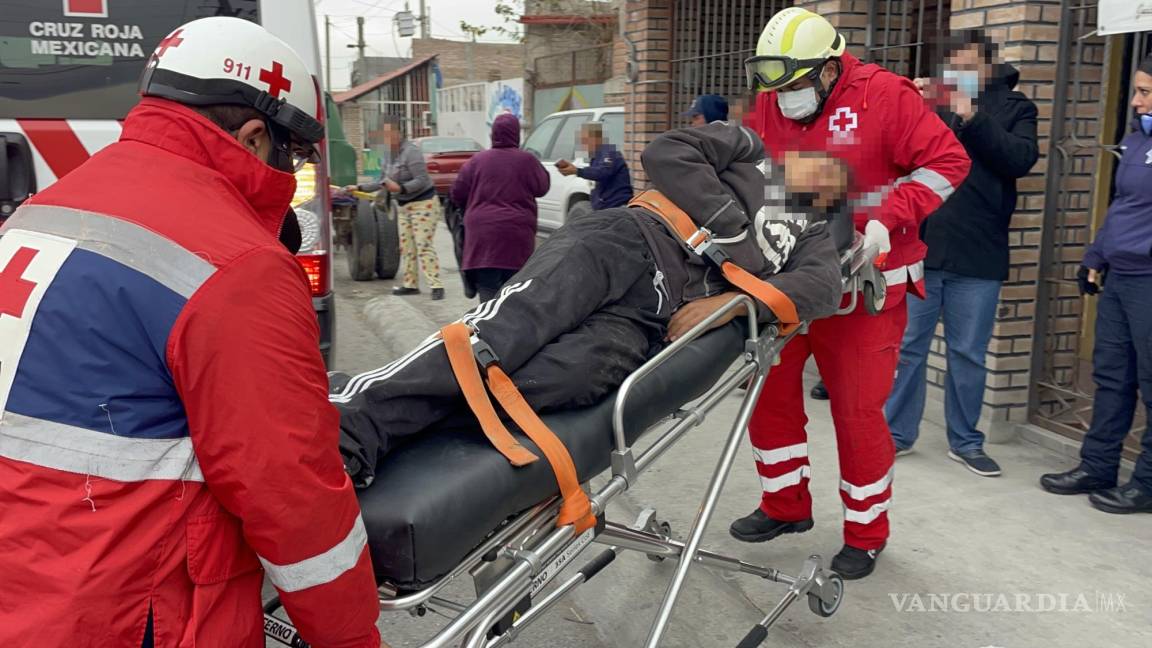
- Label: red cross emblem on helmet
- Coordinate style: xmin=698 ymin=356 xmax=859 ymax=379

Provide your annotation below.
xmin=259 ymin=62 xmax=293 ymax=98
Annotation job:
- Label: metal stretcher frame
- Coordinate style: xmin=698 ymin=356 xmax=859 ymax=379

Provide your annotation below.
xmin=265 ymin=239 xmax=881 ymax=648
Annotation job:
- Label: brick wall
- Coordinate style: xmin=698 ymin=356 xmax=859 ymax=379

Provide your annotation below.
xmin=605 ymin=0 xmax=673 ymax=188
xmin=340 ymin=102 xmax=365 ymax=175
xmin=412 ymin=38 xmax=523 ymax=87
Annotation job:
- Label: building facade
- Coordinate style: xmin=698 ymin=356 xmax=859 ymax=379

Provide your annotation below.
xmin=607 ymin=0 xmax=1147 ymax=461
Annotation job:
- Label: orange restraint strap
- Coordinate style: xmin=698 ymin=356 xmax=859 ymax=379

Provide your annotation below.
xmin=629 ymin=190 xmax=800 ymax=332
xmin=440 ymin=322 xmax=596 ymax=533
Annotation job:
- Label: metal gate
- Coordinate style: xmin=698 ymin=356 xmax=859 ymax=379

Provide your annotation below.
xmin=669 ymin=0 xmax=790 ymax=126
xmin=865 ymin=0 xmax=951 ymax=79
xmin=1029 ymin=0 xmax=1149 ymax=460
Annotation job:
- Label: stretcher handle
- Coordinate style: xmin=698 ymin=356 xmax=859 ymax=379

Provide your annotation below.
xmin=612 ymin=294 xmax=759 ymax=457
xmin=735 ymin=625 xmax=768 ymax=648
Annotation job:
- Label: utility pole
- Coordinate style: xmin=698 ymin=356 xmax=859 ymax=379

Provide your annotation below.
xmin=419 ymin=0 xmax=430 ymax=39
xmin=347 ymin=16 xmax=366 ymax=60
xmin=324 ymin=15 xmax=331 ymax=92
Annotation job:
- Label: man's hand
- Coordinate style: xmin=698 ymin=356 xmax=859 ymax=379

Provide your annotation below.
xmin=667 ymin=292 xmax=746 ymax=342
xmin=1077 ymin=265 xmax=1102 ymax=295
xmin=912 ymin=77 xmax=929 ymax=98
xmin=341 ymin=184 xmax=359 ymax=194
xmin=949 ymin=90 xmax=975 ymax=121
xmin=556 ymin=159 xmax=578 ymax=176
xmin=384 ymin=179 xmax=402 ymax=193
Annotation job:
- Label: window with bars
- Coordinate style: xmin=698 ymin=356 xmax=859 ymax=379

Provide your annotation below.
xmin=865 ymin=0 xmax=952 ymax=79
xmin=669 ymin=0 xmax=791 ymax=125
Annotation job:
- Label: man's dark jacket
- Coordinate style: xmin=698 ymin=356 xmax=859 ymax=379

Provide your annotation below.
xmin=922 ymin=64 xmax=1039 ymax=281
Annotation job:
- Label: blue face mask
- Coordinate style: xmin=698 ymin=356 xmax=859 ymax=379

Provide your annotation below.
xmin=1141 ymin=113 xmax=1152 ymax=136
xmin=942 ymin=69 xmax=981 ymax=97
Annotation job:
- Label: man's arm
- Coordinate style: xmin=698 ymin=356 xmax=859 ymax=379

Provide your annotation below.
xmin=397 ymin=145 xmax=434 ymax=196
xmin=170 ymin=248 xmax=381 ymax=648
xmin=956 ymin=99 xmax=1039 ymax=179
xmin=642 ymin=123 xmax=765 ymax=234
xmin=576 ymin=148 xmax=624 ymax=182
xmin=875 ymin=78 xmax=972 ymax=231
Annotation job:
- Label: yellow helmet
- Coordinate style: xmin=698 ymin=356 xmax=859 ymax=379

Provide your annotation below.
xmin=744 ymin=8 xmax=846 ymax=92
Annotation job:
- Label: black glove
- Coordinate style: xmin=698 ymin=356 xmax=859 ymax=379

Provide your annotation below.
xmin=1077 ymin=265 xmax=1100 ymax=296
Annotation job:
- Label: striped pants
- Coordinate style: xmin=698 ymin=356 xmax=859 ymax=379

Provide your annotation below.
xmin=747 ymin=303 xmax=906 ymax=550
xmin=330 ymin=212 xmax=668 ymax=486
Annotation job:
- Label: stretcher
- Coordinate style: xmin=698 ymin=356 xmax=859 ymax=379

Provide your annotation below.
xmin=264 ymin=229 xmax=884 ymax=648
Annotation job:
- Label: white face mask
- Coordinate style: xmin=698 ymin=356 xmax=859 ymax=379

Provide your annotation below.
xmin=777 ymin=86 xmax=820 ymax=121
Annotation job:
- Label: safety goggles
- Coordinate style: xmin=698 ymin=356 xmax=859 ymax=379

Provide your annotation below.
xmin=288 ymin=141 xmax=321 ymax=172
xmin=743 ymin=55 xmax=829 ymax=92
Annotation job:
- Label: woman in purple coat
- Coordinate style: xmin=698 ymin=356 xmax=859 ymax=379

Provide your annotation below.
xmin=450 ymin=113 xmax=550 ymax=302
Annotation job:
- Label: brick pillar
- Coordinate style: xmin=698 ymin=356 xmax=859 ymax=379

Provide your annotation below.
xmin=604 ymin=0 xmax=672 ymax=189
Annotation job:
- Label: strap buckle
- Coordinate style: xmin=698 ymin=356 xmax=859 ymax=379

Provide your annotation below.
xmin=688 ymin=228 xmax=732 ymax=269
xmin=472 ymin=337 xmax=501 ymax=370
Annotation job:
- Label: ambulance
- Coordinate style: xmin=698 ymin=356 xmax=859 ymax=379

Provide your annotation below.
xmin=0 ymin=0 xmax=341 ymax=363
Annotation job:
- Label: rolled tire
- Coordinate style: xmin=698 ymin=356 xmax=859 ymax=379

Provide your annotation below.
xmin=375 ymin=201 xmax=401 ymax=280
xmin=347 ymin=199 xmax=377 ymax=281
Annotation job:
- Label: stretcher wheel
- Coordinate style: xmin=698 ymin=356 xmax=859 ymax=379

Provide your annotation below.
xmin=646 ymin=520 xmax=673 ymax=562
xmin=808 ymin=572 xmax=844 ymax=618
xmin=863 ymin=281 xmax=884 ymax=316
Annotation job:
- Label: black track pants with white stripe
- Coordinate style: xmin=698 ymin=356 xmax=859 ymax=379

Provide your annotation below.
xmin=332 ymin=211 xmax=669 ymax=487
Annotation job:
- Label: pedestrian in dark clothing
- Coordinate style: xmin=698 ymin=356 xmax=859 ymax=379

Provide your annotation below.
xmin=556 ymin=122 xmax=632 ymax=210
xmin=684 ymin=94 xmax=730 ymax=126
xmin=1040 ymin=55 xmax=1152 ymax=514
xmin=885 ymin=30 xmax=1039 ymax=477
xmin=451 ymin=113 xmax=549 ymax=302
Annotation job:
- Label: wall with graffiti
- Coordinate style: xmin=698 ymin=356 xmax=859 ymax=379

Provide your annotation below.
xmin=436 ymin=79 xmax=526 ymax=147
xmin=533 ymin=83 xmax=606 ymax=123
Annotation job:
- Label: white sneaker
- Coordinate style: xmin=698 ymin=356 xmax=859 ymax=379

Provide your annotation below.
xmin=895 ymin=446 xmax=914 ymax=457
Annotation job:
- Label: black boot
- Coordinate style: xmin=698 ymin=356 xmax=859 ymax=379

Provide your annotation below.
xmin=810 ymin=380 xmax=828 ymax=400
xmin=831 ymin=543 xmax=884 ymax=580
xmin=1039 ymin=468 xmax=1116 ymax=495
xmin=729 ymin=509 xmax=813 ymax=543
xmin=430 ymin=287 xmax=445 ymax=301
xmin=392 ymin=286 xmax=420 ymax=296
xmin=1088 ymin=483 xmax=1152 ymax=514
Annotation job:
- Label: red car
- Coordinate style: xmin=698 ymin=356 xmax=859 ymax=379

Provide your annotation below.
xmin=413 ymin=136 xmax=484 ymax=199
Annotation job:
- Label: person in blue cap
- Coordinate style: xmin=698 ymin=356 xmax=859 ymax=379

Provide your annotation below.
xmin=685 ymin=94 xmax=730 ymax=126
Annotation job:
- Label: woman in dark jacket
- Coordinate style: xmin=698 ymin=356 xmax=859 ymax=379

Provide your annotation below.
xmin=1041 ymin=56 xmax=1152 ymax=514
xmin=450 ymin=113 xmax=550 ymax=301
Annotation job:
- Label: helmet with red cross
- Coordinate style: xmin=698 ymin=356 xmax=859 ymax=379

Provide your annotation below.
xmin=138 ymin=16 xmax=325 ymax=150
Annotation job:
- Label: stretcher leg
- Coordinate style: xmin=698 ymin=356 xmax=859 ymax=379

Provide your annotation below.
xmin=643 ymin=366 xmax=771 ymax=647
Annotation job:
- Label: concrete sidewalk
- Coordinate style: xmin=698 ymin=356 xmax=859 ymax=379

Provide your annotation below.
xmin=350 ymin=225 xmax=1152 ymax=648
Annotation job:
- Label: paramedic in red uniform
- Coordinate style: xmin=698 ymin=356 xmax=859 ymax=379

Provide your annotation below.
xmin=731 ymin=7 xmax=970 ymax=579
xmin=0 ymin=18 xmax=381 ymax=648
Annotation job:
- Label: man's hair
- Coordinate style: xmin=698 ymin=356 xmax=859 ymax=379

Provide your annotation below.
xmin=944 ymin=29 xmax=998 ymax=63
xmin=1138 ymin=55 xmax=1152 ymax=78
xmin=582 ymin=122 xmax=604 ymax=139
xmin=194 ymin=104 xmax=266 ymax=132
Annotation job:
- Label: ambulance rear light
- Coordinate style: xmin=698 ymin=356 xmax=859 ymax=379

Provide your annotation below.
xmin=297 ymin=254 xmax=329 ymax=297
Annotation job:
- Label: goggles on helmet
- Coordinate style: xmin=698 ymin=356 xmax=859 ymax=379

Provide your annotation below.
xmin=743 ymin=55 xmax=830 ymax=92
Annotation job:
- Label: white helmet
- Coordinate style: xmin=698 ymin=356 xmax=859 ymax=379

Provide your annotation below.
xmin=138 ymin=17 xmax=324 ymax=148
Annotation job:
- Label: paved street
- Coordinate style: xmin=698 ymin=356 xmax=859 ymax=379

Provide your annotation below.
xmin=273 ymin=225 xmax=1152 ymax=648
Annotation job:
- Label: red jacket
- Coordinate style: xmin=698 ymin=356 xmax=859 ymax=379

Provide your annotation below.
xmin=0 ymin=99 xmax=380 ymax=648
xmin=748 ymin=52 xmax=971 ymax=307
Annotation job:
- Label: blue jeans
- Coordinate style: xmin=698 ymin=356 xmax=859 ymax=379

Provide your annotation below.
xmin=886 ymin=270 xmax=1002 ymax=454
xmin=1079 ymin=273 xmax=1152 ymax=491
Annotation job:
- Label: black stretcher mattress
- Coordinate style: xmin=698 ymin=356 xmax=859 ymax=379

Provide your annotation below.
xmin=356 ymin=322 xmax=747 ymax=590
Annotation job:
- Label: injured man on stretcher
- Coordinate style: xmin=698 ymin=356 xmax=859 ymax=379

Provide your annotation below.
xmin=332 ymin=122 xmax=848 ymax=487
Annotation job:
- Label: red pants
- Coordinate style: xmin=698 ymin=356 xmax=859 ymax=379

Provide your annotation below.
xmin=748 ymin=303 xmax=907 ymax=550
